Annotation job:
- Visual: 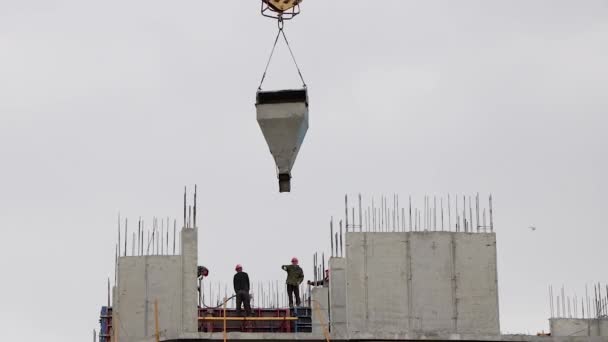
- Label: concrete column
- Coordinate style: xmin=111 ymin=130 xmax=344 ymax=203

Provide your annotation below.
xmin=329 ymin=257 xmax=347 ymax=339
xmin=406 ymin=234 xmax=413 ymax=330
xmin=450 ymin=233 xmax=458 ymax=331
xmin=454 ymin=233 xmax=500 ymax=335
xmin=181 ymin=227 xmax=198 ymax=333
xmin=112 ymin=285 xmax=118 ymax=339
xmin=311 ymin=287 xmax=330 ymax=335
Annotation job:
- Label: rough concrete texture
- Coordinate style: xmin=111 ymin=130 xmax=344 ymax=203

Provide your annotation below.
xmin=311 ymin=287 xmax=329 ymax=335
xmin=550 ymin=318 xmax=608 ymax=336
xmin=172 ymin=332 xmax=608 ymax=341
xmin=342 ymin=232 xmax=499 ymax=337
xmin=113 ymin=227 xmax=198 ymax=342
xmin=328 ymin=257 xmax=347 ymax=338
xmin=114 ymin=255 xmax=183 ymax=341
xmin=454 ymin=233 xmax=500 ymax=334
xmin=181 ymin=227 xmax=198 ymax=333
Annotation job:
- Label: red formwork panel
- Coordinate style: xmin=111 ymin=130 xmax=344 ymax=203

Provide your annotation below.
xmin=198 ymin=307 xmax=302 ymax=333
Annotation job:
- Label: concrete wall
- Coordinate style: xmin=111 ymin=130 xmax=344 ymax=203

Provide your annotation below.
xmin=114 ymin=255 xmax=183 ymax=341
xmin=551 ymin=318 xmax=608 ymax=336
xmin=340 ymin=232 xmax=499 ymax=337
xmin=113 ymin=227 xmax=198 ymax=342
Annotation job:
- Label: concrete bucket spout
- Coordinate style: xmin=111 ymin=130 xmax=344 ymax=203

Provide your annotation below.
xmin=256 ymin=88 xmax=309 ymax=193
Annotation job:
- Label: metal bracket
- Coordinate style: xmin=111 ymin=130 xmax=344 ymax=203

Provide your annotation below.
xmin=261 ymin=0 xmax=302 ymax=20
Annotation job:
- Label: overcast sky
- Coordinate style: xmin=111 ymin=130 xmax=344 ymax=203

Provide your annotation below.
xmin=1 ymin=1 xmax=607 ymax=340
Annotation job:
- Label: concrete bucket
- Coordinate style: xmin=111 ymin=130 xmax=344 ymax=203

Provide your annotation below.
xmin=256 ymin=88 xmax=309 ymax=192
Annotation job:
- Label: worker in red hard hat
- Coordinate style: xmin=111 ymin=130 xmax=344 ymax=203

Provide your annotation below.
xmin=281 ymin=257 xmax=304 ymax=308
xmin=307 ymin=269 xmax=329 ymax=287
xmin=197 ymin=266 xmax=209 ymax=278
xmin=197 ymin=266 xmax=210 ymax=308
xmin=233 ymin=264 xmax=252 ymax=316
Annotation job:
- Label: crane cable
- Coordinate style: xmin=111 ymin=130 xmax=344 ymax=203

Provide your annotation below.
xmin=258 ymin=17 xmax=307 ymax=90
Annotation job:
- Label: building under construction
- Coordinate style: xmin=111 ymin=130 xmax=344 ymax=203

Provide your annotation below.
xmin=95 ymin=191 xmax=608 ymax=342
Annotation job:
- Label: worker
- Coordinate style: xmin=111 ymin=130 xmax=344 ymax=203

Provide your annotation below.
xmin=233 ymin=264 xmax=252 ymax=316
xmin=197 ymin=266 xmax=209 ymax=278
xmin=281 ymin=257 xmax=304 ymax=308
xmin=197 ymin=266 xmax=209 ymax=304
xmin=307 ymin=269 xmax=329 ymax=287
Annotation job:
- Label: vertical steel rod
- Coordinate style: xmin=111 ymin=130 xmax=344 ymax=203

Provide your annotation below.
xmin=339 ymin=220 xmax=343 ymax=257
xmin=330 ymin=218 xmax=334 ymax=257
xmin=448 ymin=194 xmax=452 ymax=232
xmin=345 ymin=194 xmax=348 ymax=231
xmin=409 ymin=196 xmax=412 ymax=232
xmin=359 ymin=193 xmax=363 ymax=232
xmin=489 ymin=194 xmax=494 ymax=232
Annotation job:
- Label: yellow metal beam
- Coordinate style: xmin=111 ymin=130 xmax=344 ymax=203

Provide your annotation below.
xmin=223 ymin=298 xmax=227 ymax=342
xmin=312 ymin=300 xmax=331 ymax=342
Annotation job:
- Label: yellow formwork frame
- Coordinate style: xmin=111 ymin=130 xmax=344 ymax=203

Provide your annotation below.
xmin=311 ymin=299 xmax=331 ymax=342
xmin=223 ymin=297 xmax=227 ymax=342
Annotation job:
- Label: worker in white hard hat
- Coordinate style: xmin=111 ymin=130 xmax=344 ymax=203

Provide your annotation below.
xmin=233 ymin=264 xmax=252 ymax=316
xmin=282 ymin=257 xmax=304 ymax=308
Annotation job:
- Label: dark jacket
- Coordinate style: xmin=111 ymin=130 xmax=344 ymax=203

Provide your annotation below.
xmin=281 ymin=264 xmax=304 ymax=286
xmin=233 ymin=271 xmax=250 ymax=293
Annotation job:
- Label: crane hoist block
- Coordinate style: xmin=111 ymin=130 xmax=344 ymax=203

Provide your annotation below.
xmin=256 ymin=88 xmax=309 ymax=193
xmin=264 ymin=0 xmax=302 ymax=12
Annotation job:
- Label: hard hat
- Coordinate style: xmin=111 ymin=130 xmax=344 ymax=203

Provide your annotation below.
xmin=235 ymin=264 xmax=243 ymax=271
xmin=291 ymin=257 xmax=298 ymax=264
xmin=198 ymin=266 xmax=209 ymax=277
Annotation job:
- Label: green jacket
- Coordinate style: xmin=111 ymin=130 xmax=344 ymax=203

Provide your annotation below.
xmin=281 ymin=264 xmax=304 ymax=286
